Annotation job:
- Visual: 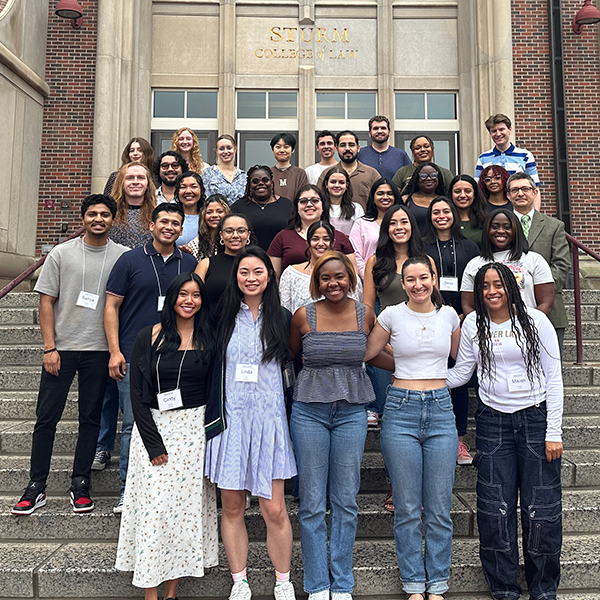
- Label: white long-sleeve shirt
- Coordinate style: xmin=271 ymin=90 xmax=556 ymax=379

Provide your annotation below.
xmin=447 ymin=307 xmax=563 ymax=442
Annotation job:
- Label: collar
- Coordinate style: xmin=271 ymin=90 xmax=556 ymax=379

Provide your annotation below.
xmin=143 ymin=241 xmax=182 ymax=260
xmin=370 ymin=145 xmax=390 ymax=155
xmin=338 ymin=160 xmax=365 ymax=175
xmin=514 ymin=207 xmax=536 ymax=221
xmin=492 ymin=143 xmax=515 ymax=156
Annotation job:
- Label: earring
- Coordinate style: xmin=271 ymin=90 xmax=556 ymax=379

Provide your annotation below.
xmin=246 ymin=238 xmax=250 ymax=245
xmin=220 ymin=239 xmax=224 ymax=245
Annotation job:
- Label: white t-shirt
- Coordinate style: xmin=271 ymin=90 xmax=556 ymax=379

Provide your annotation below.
xmin=377 ymin=303 xmax=460 ymax=380
xmin=305 ymin=163 xmax=334 ymax=185
xmin=329 ymin=203 xmax=365 ymax=236
xmin=461 ymin=250 xmax=553 ymax=308
xmin=447 ymin=308 xmax=563 ymax=441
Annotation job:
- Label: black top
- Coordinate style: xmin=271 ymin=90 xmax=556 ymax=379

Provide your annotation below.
xmin=424 ymin=237 xmax=480 ymax=314
xmin=485 ymin=199 xmax=513 ymax=212
xmin=405 ymin=196 xmax=430 ymax=236
xmin=230 ymin=196 xmax=293 ymax=250
xmin=205 ymin=252 xmax=235 ymax=311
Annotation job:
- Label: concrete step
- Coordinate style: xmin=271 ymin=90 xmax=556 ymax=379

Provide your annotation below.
xmin=562 ymin=363 xmax=600 ymax=386
xmin=0 ymin=345 xmax=43 ymax=365
xmin=0 ymin=392 xmax=78 ymax=420
xmin=0 ymin=534 xmax=597 ymax=598
xmin=0 ymin=293 xmax=38 ymax=309
xmin=566 ymin=304 xmax=599 ymax=321
xmin=0 ymin=308 xmax=37 ymax=325
xmin=563 ymin=341 xmax=600 ymax=362
xmin=565 ymin=322 xmax=600 ymax=340
xmin=0 ymin=325 xmax=42 ymax=345
xmin=563 ymin=289 xmax=600 ymax=305
xmin=564 ymin=449 xmax=600 ymax=487
xmin=0 ymin=367 xmax=75 ymax=390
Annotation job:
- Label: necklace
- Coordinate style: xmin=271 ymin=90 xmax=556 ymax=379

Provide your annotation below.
xmin=250 ymin=197 xmax=273 ymax=210
xmin=408 ymin=304 xmax=434 ymax=330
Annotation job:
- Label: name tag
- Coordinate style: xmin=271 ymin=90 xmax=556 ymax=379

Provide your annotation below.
xmin=76 ymin=291 xmax=99 ymax=310
xmin=508 ymin=371 xmax=530 ymax=393
xmin=439 ymin=277 xmax=459 ymax=292
xmin=157 ymin=388 xmax=183 ymax=411
xmin=157 ymin=296 xmax=166 ymax=312
xmin=235 ymin=363 xmax=259 ymax=383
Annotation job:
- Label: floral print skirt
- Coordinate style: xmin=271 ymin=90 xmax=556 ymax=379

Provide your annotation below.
xmin=115 ymin=405 xmax=219 ymax=588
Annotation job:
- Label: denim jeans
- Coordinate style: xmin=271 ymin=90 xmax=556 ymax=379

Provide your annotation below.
xmin=290 ymin=400 xmax=367 ymax=594
xmin=380 ymin=386 xmax=457 ymax=595
xmin=474 ymin=401 xmax=562 ymax=600
xmin=95 ymin=366 xmax=134 ymax=485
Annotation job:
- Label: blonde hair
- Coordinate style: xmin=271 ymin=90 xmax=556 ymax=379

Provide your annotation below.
xmin=171 ymin=127 xmax=205 ymax=175
xmin=309 ymin=250 xmax=357 ymax=299
xmin=112 ymin=162 xmax=156 ymax=227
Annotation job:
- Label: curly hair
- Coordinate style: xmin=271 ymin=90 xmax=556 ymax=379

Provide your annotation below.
xmin=322 ymin=166 xmax=356 ymax=220
xmin=196 ymin=195 xmax=231 ymax=258
xmin=243 ymin=165 xmax=274 ymax=200
xmin=478 ymin=165 xmax=510 ymax=199
xmin=112 ymin=162 xmax=156 ymax=227
xmin=171 ymin=127 xmax=205 ymax=175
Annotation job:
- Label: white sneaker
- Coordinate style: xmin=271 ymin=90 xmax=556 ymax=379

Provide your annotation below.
xmin=229 ymin=580 xmax=252 ymax=600
xmin=331 ymin=594 xmax=352 ymax=600
xmin=308 ymin=591 xmax=329 ymax=600
xmin=367 ymin=410 xmax=379 ymax=427
xmin=274 ymin=581 xmax=296 ymax=600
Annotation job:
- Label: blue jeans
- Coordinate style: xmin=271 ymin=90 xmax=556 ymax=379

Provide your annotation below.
xmin=95 ymin=366 xmax=134 ymax=485
xmin=380 ymin=386 xmax=457 ymax=595
xmin=290 ymin=400 xmax=367 ymax=595
xmin=474 ymin=401 xmax=562 ymax=600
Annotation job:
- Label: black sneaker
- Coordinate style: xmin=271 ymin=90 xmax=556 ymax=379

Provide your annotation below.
xmin=12 ymin=481 xmax=47 ymax=516
xmin=69 ymin=479 xmax=94 ymax=513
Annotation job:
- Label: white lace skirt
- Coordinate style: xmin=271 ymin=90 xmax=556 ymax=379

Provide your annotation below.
xmin=115 ymin=405 xmax=219 ymax=588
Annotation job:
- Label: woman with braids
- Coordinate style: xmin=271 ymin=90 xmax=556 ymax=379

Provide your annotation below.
xmin=446 ymin=262 xmax=563 ymax=600
xmin=401 ymin=162 xmax=446 ymax=235
xmin=364 ymin=256 xmax=461 ymax=600
xmin=204 ymin=246 xmax=297 ymax=600
xmin=231 ymin=165 xmax=293 ymax=250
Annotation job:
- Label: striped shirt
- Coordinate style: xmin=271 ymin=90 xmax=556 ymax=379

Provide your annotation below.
xmin=474 ymin=143 xmax=540 ymax=186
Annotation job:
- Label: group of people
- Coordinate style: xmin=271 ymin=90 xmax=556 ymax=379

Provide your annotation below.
xmin=11 ymin=112 xmax=569 ymax=600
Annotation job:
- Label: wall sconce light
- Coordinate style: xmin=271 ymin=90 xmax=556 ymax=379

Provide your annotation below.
xmin=55 ymin=0 xmax=83 ymax=29
xmin=572 ymin=0 xmax=600 ymax=34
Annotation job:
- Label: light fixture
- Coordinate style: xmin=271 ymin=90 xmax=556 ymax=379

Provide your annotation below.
xmin=55 ymin=0 xmax=83 ymax=29
xmin=572 ymin=0 xmax=600 ymax=34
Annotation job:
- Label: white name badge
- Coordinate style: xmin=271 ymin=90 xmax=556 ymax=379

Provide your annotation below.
xmin=508 ymin=371 xmax=530 ymax=393
xmin=235 ymin=363 xmax=259 ymax=383
xmin=157 ymin=296 xmax=166 ymax=312
xmin=439 ymin=277 xmax=459 ymax=292
xmin=76 ymin=291 xmax=99 ymax=310
xmin=157 ymin=388 xmax=184 ymax=411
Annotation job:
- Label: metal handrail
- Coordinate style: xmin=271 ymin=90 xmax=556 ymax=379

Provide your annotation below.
xmin=566 ymin=233 xmax=600 ymax=365
xmin=0 ymin=227 xmax=85 ymax=301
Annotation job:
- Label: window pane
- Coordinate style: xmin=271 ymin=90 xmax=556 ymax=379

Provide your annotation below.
xmin=431 ymin=139 xmax=450 ymax=170
xmin=316 ymin=93 xmax=345 ymax=118
xmin=237 ymin=92 xmax=267 ymax=119
xmin=427 ymin=94 xmax=456 ymax=120
xmin=243 ymin=139 xmax=274 ymax=171
xmin=161 ymin=139 xmax=172 ymax=153
xmin=154 ymin=91 xmax=185 ymax=118
xmin=187 ymin=92 xmax=218 ymax=118
xmin=198 ymin=138 xmax=209 ymax=162
xmin=395 ymin=93 xmax=425 ymax=119
xmin=347 ymin=93 xmax=376 ymax=119
xmin=268 ymin=92 xmax=297 ymax=118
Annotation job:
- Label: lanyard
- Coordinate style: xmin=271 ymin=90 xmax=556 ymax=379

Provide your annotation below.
xmin=81 ymin=238 xmax=108 ymax=295
xmin=156 ymin=330 xmax=194 ymax=394
xmin=436 ymin=238 xmax=457 ymax=279
xmin=149 ymin=248 xmax=180 ymax=297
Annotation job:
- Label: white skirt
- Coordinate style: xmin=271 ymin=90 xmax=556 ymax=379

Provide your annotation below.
xmin=115 ymin=405 xmax=219 ymax=588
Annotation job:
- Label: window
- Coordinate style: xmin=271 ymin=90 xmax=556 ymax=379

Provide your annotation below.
xmin=316 ymin=92 xmax=376 ymax=120
xmin=237 ymin=92 xmax=298 ymax=119
xmin=395 ymin=92 xmax=457 ymax=121
xmin=153 ymin=90 xmax=218 ymax=119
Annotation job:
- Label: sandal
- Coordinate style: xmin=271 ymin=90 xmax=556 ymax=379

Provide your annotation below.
xmin=384 ymin=488 xmax=395 ymax=513
xmin=407 ymin=595 xmax=424 ymax=600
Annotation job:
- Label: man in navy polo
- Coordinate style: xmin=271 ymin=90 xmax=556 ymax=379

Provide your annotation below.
xmin=99 ymin=203 xmax=197 ymax=512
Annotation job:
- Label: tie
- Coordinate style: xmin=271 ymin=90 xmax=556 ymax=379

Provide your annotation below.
xmin=521 ymin=214 xmax=530 ymax=238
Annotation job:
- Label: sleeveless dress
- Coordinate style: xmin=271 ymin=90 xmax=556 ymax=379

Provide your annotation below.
xmin=204 ymin=303 xmax=297 ymax=499
xmin=294 ymin=301 xmax=375 ymax=405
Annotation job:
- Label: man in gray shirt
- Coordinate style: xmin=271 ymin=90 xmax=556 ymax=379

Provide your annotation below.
xmin=11 ymin=194 xmax=128 ymax=516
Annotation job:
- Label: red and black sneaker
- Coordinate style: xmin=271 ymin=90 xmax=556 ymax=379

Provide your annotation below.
xmin=69 ymin=479 xmax=94 ymax=513
xmin=11 ymin=481 xmax=47 ymax=516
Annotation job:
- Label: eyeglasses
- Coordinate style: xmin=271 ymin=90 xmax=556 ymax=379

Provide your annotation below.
xmin=507 ymin=186 xmax=534 ymax=196
xmin=251 ymin=176 xmax=271 ymax=185
xmin=419 ymin=172 xmax=439 ymax=180
xmin=298 ymin=198 xmax=322 ymax=207
xmin=160 ymin=163 xmax=181 ymax=171
xmin=483 ymin=175 xmax=502 ymax=183
xmin=222 ymin=227 xmax=249 ymax=236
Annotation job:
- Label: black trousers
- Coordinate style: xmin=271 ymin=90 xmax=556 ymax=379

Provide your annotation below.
xmin=30 ymin=351 xmax=109 ymax=485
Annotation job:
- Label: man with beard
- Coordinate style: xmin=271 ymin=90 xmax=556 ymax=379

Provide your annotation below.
xmin=358 ymin=116 xmax=411 ymax=179
xmin=154 ymin=151 xmax=188 ymax=204
xmin=305 ymin=130 xmax=338 ymax=185
xmin=317 ymin=130 xmax=380 ymax=208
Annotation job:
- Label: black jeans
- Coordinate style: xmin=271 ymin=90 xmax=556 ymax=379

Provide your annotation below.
xmin=30 ymin=351 xmax=109 ymax=485
xmin=473 ymin=401 xmax=562 ymax=600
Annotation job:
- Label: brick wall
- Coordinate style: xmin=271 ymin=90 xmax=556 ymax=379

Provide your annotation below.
xmin=0 ymin=1 xmax=9 ymax=13
xmin=36 ymin=2 xmax=98 ymax=254
xmin=511 ymin=0 xmax=600 ymax=249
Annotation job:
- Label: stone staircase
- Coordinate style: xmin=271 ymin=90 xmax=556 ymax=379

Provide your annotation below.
xmin=0 ymin=291 xmax=598 ymax=600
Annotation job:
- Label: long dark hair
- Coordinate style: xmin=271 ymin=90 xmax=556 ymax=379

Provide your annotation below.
xmin=363 ymin=178 xmax=402 ymax=221
xmin=175 ymin=171 xmax=206 ymax=214
xmin=373 ymin=205 xmax=423 ymax=293
xmin=450 ymin=174 xmax=488 ymax=229
xmin=286 ymin=185 xmax=330 ymax=230
xmin=400 ymin=256 xmax=444 ymax=309
xmin=322 ymin=166 xmax=355 ymax=220
xmin=217 ymin=246 xmax=290 ymax=363
xmin=152 ymin=272 xmax=215 ymax=356
xmin=403 ymin=162 xmax=445 ymax=198
xmin=215 ymin=213 xmax=259 ymax=254
xmin=422 ymin=196 xmax=465 ymax=243
xmin=481 ymin=208 xmax=528 ymax=261
xmin=305 ymin=220 xmax=335 ymax=261
xmin=472 ymin=262 xmax=543 ymax=384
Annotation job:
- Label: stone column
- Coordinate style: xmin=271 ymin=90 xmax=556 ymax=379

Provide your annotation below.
xmin=219 ymin=0 xmax=236 ymax=136
xmin=299 ymin=65 xmax=316 ymax=168
xmin=377 ymin=0 xmax=395 ymax=134
xmin=91 ymin=0 xmax=153 ymax=193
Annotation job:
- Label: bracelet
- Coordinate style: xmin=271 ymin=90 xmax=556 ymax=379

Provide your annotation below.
xmin=43 ymin=348 xmax=57 ymax=354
